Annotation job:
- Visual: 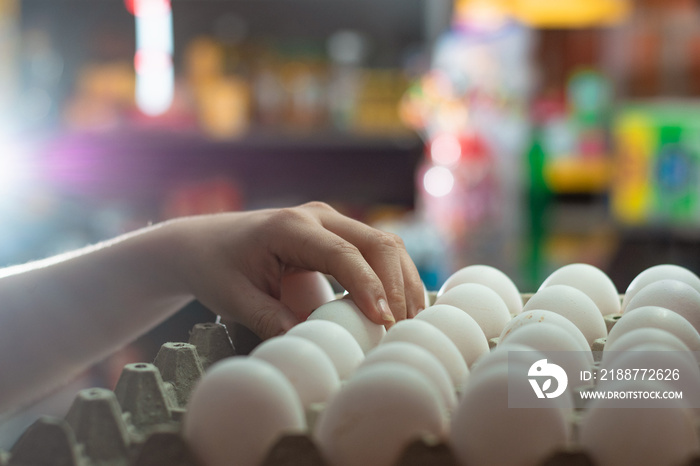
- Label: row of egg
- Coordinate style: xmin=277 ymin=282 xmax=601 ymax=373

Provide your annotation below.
xmin=183 ymin=263 xmax=700 ymax=466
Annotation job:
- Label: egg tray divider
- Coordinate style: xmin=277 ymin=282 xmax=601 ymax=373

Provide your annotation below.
xmin=1 ymin=298 xmax=699 ymax=466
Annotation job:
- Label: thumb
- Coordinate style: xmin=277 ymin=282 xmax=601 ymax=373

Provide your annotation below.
xmin=239 ymin=291 xmax=301 ymax=340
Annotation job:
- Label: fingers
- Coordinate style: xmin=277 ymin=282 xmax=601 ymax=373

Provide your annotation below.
xmin=264 ymin=209 xmax=391 ymax=325
xmin=176 ymin=202 xmax=423 ymax=337
xmin=208 ymin=277 xmax=301 ymax=340
xmin=243 ymin=293 xmax=300 ymax=339
xmin=320 ymin=218 xmax=407 ymax=320
xmin=398 ymin=244 xmax=425 ymax=318
xmin=265 ymin=202 xmax=424 ymax=324
xmin=310 ymin=202 xmax=425 ymax=320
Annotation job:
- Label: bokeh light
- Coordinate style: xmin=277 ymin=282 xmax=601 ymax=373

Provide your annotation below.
xmin=0 ymin=133 xmax=29 ymax=198
xmin=430 ymin=133 xmax=462 ymax=167
xmin=423 ymin=165 xmax=455 ymax=198
xmin=134 ymin=0 xmax=174 ymax=116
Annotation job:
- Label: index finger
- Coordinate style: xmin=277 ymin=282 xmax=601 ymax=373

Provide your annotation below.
xmin=262 ymin=207 xmax=394 ymax=326
xmin=309 ymin=203 xmax=425 ymax=320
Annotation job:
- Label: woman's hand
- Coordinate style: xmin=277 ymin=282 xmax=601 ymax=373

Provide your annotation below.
xmin=0 ymin=201 xmax=424 ymax=411
xmin=166 ymin=202 xmax=425 ymax=339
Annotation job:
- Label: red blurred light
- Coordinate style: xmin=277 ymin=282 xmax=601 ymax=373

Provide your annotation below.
xmin=124 ymin=0 xmax=136 ymax=15
xmin=126 ymin=0 xmax=171 ymax=16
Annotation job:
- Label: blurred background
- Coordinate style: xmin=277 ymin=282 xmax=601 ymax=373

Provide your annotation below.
xmin=2 ymin=0 xmax=700 ymax=428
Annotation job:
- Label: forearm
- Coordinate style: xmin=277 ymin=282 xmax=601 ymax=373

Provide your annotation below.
xmin=0 ymin=221 xmax=193 ymax=413
xmin=0 ymin=203 xmax=426 ymax=413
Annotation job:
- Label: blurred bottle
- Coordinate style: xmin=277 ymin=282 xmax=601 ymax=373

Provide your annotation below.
xmin=326 ymin=30 xmax=366 ymax=131
xmin=184 ymin=37 xmax=251 ymax=138
xmin=252 ymin=52 xmax=286 ymax=128
xmin=284 ymin=60 xmax=326 ymax=130
xmin=524 ymin=124 xmax=551 ymax=289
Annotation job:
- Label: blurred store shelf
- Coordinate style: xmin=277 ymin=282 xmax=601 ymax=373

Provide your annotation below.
xmin=36 ymin=126 xmax=425 ymax=210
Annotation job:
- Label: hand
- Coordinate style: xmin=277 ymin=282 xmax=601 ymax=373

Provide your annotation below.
xmin=165 ymin=202 xmax=425 ymax=339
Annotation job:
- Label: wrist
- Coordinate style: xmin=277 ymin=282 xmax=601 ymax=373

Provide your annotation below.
xmin=140 ymin=218 xmax=195 ymax=299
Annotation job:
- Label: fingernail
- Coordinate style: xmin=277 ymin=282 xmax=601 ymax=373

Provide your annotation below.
xmin=378 ymin=299 xmax=395 ymax=323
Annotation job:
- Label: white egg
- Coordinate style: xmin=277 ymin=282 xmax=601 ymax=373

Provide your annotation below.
xmin=539 ymin=263 xmax=620 ymax=316
xmin=360 ymin=342 xmax=457 ymax=414
xmin=307 ymin=298 xmax=386 ymax=353
xmin=598 ymin=340 xmax=700 ymax=384
xmin=468 ymin=344 xmax=546 ymax=388
xmin=624 ymin=279 xmax=700 ymax=333
xmin=468 ymin=357 xmax=576 ymax=412
xmin=314 ymin=363 xmax=446 ymax=466
xmin=280 ymin=271 xmax=337 ymax=321
xmin=437 ymin=264 xmax=523 ymax=315
xmin=598 ymin=342 xmax=700 ymax=402
xmin=183 ymin=357 xmax=306 ymax=466
xmin=381 ymin=319 xmax=469 ymax=390
xmin=287 ymin=320 xmax=365 ymax=380
xmin=450 ymin=363 xmax=571 ymax=466
xmin=250 ymin=335 xmax=340 ymax=409
xmin=499 ymin=309 xmax=594 ymax=363
xmin=498 ymin=322 xmax=592 ymax=389
xmin=522 ymin=285 xmax=607 ymax=346
xmin=621 ymin=264 xmax=700 ymax=312
xmin=414 ymin=304 xmax=489 ymax=368
xmin=602 ymin=328 xmax=691 ymax=361
xmin=599 ymin=332 xmax=700 ymax=406
xmin=580 ymin=380 xmax=699 ymax=466
xmin=422 ymin=281 xmax=432 ymax=308
xmin=434 ymin=283 xmax=512 ymax=340
xmin=606 ymin=306 xmax=700 ymax=353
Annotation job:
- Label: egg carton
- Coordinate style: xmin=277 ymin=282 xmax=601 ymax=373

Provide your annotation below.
xmin=0 ymin=322 xmax=234 ymax=466
xmin=2 ymin=304 xmax=699 ymax=466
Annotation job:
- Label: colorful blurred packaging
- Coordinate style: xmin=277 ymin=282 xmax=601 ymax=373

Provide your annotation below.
xmin=612 ymin=102 xmax=700 ymax=226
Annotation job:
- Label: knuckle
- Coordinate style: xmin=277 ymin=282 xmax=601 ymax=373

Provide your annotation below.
xmin=372 ymin=230 xmax=402 ymax=252
xmin=325 ymin=238 xmax=365 ymax=272
xmin=390 ymin=232 xmax=406 ymax=249
xmin=267 ymin=207 xmax=307 ymax=229
xmin=388 ymin=286 xmax=407 ymax=303
xmin=303 ymin=201 xmax=335 ymax=213
xmin=332 ymin=238 xmax=362 ymax=259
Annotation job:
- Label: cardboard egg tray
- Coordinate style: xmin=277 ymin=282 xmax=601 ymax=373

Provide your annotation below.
xmin=2 ymin=296 xmax=700 ymax=466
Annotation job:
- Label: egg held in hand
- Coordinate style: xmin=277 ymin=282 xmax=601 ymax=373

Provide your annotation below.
xmin=307 ymin=298 xmax=386 ymax=354
xmin=280 ymin=271 xmax=336 ymax=321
